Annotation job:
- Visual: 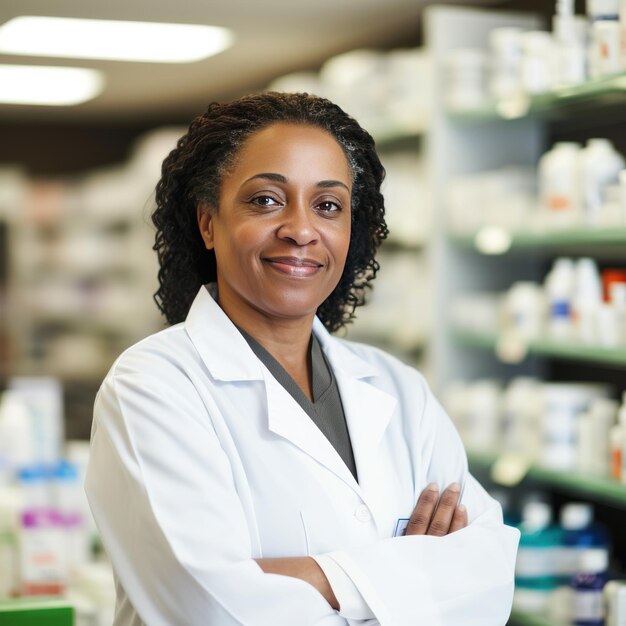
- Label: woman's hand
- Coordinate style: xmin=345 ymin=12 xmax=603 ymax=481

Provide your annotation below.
xmin=255 ymin=557 xmax=339 ymax=610
xmin=404 ymin=483 xmax=468 ymax=536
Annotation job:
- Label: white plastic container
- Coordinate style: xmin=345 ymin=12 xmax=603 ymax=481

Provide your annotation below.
xmin=553 ymin=0 xmax=588 ymax=87
xmin=604 ymin=580 xmax=626 ymax=625
xmin=545 ymin=257 xmax=576 ymax=340
xmin=19 ymin=509 xmax=66 ymax=596
xmin=620 ymin=0 xmax=626 ymax=69
xmin=609 ymin=415 xmax=625 ymax=480
xmin=541 ymin=383 xmax=609 ymax=470
xmin=501 ymin=378 xmax=541 ymax=457
xmin=504 ymin=281 xmax=545 ymax=339
xmin=580 ymin=138 xmax=625 ymax=224
xmin=597 ymin=302 xmax=622 ymax=346
xmin=589 ymin=0 xmax=621 ymax=76
xmin=445 ymin=48 xmax=488 ymax=110
xmin=0 ymin=391 xmax=36 ymax=475
xmin=572 ymin=258 xmax=603 ymax=343
xmin=0 ymin=487 xmax=20 ymax=599
xmin=619 ymin=170 xmax=626 ymax=224
xmin=521 ymin=31 xmax=554 ymax=94
xmin=464 ymin=380 xmax=501 ymax=451
xmin=488 ymin=27 xmax=523 ymax=99
xmin=591 ymin=398 xmax=619 ymax=475
xmin=53 ymin=461 xmax=91 ymax=572
xmin=618 ymin=391 xmax=626 ymax=485
xmin=539 ymin=143 xmax=582 ymax=227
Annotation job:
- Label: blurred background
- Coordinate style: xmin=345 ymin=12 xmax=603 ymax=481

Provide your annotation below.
xmin=4 ymin=0 xmax=626 ymax=624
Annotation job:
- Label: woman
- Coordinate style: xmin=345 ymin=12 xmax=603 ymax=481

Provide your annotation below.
xmin=85 ymin=92 xmax=519 ymax=626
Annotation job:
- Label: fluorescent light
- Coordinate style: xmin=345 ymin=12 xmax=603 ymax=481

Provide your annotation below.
xmin=0 ymin=16 xmax=233 ymax=63
xmin=0 ymin=65 xmax=104 ymax=105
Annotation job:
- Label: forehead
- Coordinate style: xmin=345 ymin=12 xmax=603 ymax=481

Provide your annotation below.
xmin=229 ymin=122 xmax=352 ymax=184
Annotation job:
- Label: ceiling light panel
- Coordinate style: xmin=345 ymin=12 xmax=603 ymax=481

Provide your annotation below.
xmin=0 ymin=64 xmax=104 ymax=105
xmin=0 ymin=16 xmax=233 ymax=63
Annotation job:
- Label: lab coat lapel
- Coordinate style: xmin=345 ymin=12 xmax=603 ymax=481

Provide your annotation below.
xmin=315 ymin=321 xmax=398 ymax=532
xmin=264 ymin=372 xmax=359 ymax=491
xmin=332 ymin=366 xmax=397 ymax=532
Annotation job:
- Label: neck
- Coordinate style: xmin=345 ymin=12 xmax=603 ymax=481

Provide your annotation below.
xmin=215 ymin=286 xmax=315 ymax=390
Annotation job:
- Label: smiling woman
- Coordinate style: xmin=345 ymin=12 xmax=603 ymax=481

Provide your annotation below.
xmin=197 ymin=124 xmax=353 ymax=346
xmin=85 ymin=92 xmax=520 ymax=626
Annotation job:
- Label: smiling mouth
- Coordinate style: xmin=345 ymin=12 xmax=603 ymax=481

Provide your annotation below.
xmin=263 ymin=256 xmax=324 ymax=277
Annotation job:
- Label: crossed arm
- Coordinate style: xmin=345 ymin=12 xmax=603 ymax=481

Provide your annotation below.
xmin=256 ymin=482 xmax=468 ymax=610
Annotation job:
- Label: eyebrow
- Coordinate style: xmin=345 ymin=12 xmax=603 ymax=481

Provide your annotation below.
xmin=243 ymin=172 xmax=350 ymax=192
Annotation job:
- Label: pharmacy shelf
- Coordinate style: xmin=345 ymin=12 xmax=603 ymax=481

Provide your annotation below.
xmin=450 ymin=227 xmax=626 ymax=253
xmin=448 ymin=72 xmax=626 ymax=123
xmin=467 ymin=450 xmax=626 ymax=508
xmin=452 ymin=329 xmax=626 ymax=368
xmin=508 ymin=610 xmax=559 ymax=626
xmin=0 ymin=599 xmax=73 ymax=626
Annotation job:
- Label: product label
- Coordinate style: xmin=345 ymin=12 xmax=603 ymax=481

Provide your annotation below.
xmin=548 ymin=194 xmax=574 ymax=211
xmin=550 ymin=301 xmax=570 ymax=318
xmin=20 ymin=527 xmax=66 ymax=595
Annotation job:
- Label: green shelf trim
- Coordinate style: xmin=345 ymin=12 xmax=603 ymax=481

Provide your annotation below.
xmin=447 ymin=72 xmax=626 ymax=122
xmin=449 ymin=227 xmax=626 ymax=252
xmin=508 ymin=610 xmax=560 ymax=626
xmin=467 ymin=450 xmax=626 ymax=507
xmin=0 ymin=599 xmax=73 ymax=626
xmin=452 ymin=330 xmax=626 ymax=367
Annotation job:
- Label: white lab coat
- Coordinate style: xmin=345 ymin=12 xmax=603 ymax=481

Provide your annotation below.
xmin=85 ymin=285 xmax=519 ymax=626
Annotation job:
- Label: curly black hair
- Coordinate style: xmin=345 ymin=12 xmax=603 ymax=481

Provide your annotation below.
xmin=152 ymin=91 xmax=388 ymax=333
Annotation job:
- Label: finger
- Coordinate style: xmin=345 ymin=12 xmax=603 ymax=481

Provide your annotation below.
xmin=404 ymin=483 xmax=439 ymax=536
xmin=427 ymin=483 xmax=461 ymax=537
xmin=449 ymin=504 xmax=468 ymax=533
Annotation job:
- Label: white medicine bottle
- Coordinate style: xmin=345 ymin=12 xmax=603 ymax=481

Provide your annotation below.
xmin=580 ymin=138 xmax=625 ymax=224
xmin=545 ymin=257 xmax=576 ymax=339
xmin=539 ymin=143 xmax=582 ymax=227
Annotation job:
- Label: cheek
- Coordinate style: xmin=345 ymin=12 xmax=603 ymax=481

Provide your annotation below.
xmin=333 ymin=221 xmax=352 ymax=263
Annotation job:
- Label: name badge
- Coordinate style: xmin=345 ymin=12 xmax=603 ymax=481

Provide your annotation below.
xmin=394 ymin=518 xmax=410 ymax=537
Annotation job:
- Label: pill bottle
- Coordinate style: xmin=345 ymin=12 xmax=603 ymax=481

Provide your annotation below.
xmin=588 ymin=0 xmax=621 ymax=77
xmin=539 ymin=143 xmax=582 ymax=227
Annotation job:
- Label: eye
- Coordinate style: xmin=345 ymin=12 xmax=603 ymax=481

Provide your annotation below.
xmin=250 ymin=195 xmax=281 ymax=207
xmin=317 ymin=200 xmax=341 ymax=212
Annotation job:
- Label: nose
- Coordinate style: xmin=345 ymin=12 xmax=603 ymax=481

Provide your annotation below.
xmin=276 ymin=201 xmax=318 ymax=246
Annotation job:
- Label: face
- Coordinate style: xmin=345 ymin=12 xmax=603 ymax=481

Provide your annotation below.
xmin=197 ymin=122 xmax=353 ymax=328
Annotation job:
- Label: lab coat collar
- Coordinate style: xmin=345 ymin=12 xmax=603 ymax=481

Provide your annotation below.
xmin=184 ymin=284 xmax=264 ymax=381
xmin=184 ymin=284 xmax=380 ymax=383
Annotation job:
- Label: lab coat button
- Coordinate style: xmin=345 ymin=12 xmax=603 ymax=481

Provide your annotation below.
xmin=354 ymin=505 xmax=372 ymax=523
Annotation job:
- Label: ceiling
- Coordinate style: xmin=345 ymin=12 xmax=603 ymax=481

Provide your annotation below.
xmin=0 ymin=0 xmax=497 ymax=124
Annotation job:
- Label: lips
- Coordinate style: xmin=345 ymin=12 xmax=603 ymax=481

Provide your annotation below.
xmin=263 ymin=256 xmax=324 ymax=277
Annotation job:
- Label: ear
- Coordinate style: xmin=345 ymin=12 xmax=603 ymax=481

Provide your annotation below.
xmin=197 ymin=204 xmax=215 ymax=250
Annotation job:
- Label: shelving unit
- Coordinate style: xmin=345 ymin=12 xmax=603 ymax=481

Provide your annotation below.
xmin=468 ymin=450 xmax=626 ymax=508
xmin=452 ymin=330 xmax=626 ymax=368
xmin=346 ymin=95 xmax=431 ymax=368
xmin=450 ymin=226 xmax=626 ymax=252
xmin=448 ymin=71 xmax=626 ymax=123
xmin=5 ymin=129 xmax=184 ymax=385
xmin=422 ymin=6 xmax=626 ymax=626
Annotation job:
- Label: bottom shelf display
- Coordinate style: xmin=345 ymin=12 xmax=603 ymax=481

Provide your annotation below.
xmin=508 ymin=610 xmax=562 ymax=626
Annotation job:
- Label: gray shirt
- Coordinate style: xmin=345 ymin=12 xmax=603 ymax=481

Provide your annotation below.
xmin=238 ymin=327 xmax=359 ymax=482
